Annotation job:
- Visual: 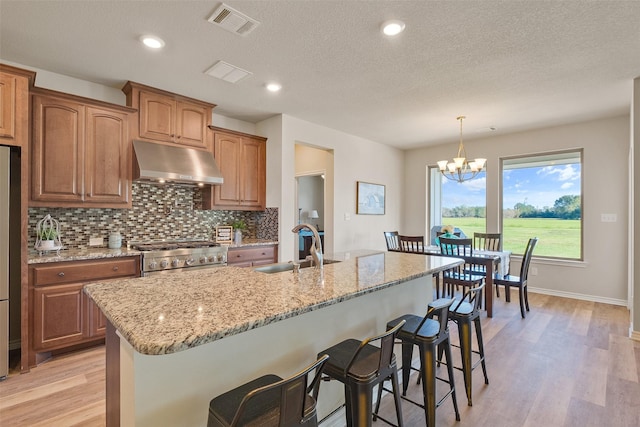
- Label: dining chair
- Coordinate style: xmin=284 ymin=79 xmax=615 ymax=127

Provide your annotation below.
xmin=473 ymin=232 xmax=502 ymax=251
xmin=384 ymin=231 xmax=400 ymax=251
xmin=398 ymin=235 xmax=425 ymax=253
xmin=438 ymin=237 xmax=485 ymax=299
xmin=494 ymin=237 xmax=538 ymax=318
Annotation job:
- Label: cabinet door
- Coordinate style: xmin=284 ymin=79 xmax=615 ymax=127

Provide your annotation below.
xmin=239 ymin=137 xmax=266 ymax=209
xmin=31 ymin=95 xmax=85 ymax=203
xmin=213 ymin=132 xmax=242 ymax=206
xmin=85 ymin=107 xmax=130 ymax=205
xmin=0 ymin=74 xmax=16 ymax=140
xmin=139 ymin=91 xmax=175 ymax=142
xmin=86 ymin=296 xmax=107 ymax=338
xmin=176 ymin=101 xmax=208 ymax=148
xmin=33 ymin=283 xmax=85 ymax=351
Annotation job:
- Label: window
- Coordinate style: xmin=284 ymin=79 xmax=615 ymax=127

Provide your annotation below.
xmin=501 ymin=150 xmax=582 ymax=259
xmin=429 ymin=167 xmax=486 ymax=244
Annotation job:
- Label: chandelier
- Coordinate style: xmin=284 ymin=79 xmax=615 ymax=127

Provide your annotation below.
xmin=437 ymin=116 xmax=486 ymax=183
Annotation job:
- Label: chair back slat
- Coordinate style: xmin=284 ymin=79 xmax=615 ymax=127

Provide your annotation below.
xmin=519 ymin=237 xmax=538 ymax=281
xmin=384 ymin=231 xmax=400 ymax=251
xmin=398 ymin=235 xmax=425 ymax=253
xmin=439 ymin=237 xmax=472 ymax=257
xmin=473 ymin=232 xmax=502 ymax=251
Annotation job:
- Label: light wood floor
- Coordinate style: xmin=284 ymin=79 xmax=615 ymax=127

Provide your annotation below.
xmin=1 ymin=291 xmax=639 ymax=427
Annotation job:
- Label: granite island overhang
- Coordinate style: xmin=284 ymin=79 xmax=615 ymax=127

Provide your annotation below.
xmin=84 ymin=250 xmax=464 ymax=427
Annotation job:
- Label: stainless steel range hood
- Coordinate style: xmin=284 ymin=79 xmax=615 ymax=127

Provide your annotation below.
xmin=132 ymin=140 xmax=223 ymax=185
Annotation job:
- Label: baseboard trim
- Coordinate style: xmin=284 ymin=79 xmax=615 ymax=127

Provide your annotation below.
xmin=630 ymin=330 xmax=640 ymax=342
xmin=527 ymin=287 xmax=627 ymax=307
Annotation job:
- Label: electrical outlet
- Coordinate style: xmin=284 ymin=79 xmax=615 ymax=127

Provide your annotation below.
xmin=601 ymin=213 xmax=617 ymax=222
xmin=89 ymin=237 xmax=103 ymax=246
xmin=530 ymin=267 xmax=538 ymax=276
xmin=344 ymin=213 xmax=351 ymax=221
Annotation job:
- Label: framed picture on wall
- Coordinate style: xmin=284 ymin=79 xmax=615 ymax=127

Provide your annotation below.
xmin=356 ymin=181 xmax=385 ymax=215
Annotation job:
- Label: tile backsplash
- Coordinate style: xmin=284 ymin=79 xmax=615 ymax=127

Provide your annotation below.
xmin=28 ymin=182 xmax=279 ymax=250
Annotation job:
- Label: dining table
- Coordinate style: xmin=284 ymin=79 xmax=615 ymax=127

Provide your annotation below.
xmin=394 ymin=245 xmax=511 ymax=318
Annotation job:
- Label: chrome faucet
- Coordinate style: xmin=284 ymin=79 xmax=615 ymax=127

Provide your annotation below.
xmin=292 ymin=223 xmax=323 ymax=272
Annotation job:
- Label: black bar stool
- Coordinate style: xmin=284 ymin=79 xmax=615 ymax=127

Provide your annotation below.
xmin=445 ymin=284 xmax=489 ymax=406
xmin=384 ymin=298 xmax=460 ymax=427
xmin=313 ymin=320 xmax=406 ymax=427
xmin=207 ymin=354 xmax=329 ymax=427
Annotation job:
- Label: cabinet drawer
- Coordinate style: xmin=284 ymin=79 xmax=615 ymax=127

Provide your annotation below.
xmin=227 ymin=246 xmax=276 ymax=264
xmin=32 ymin=257 xmax=140 ymax=286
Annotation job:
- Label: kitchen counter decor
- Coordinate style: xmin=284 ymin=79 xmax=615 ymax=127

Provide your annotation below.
xmin=34 ymin=214 xmax=63 ymax=253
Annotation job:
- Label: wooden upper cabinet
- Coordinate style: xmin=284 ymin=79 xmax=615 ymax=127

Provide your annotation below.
xmin=0 ymin=64 xmax=34 ymax=147
xmin=204 ymin=127 xmax=266 ymax=211
xmin=123 ymin=81 xmax=214 ymax=149
xmin=31 ymin=95 xmax=85 ymax=203
xmin=85 ymin=107 xmax=130 ymax=204
xmin=0 ymin=74 xmax=17 ymax=140
xmin=30 ymin=89 xmax=134 ymax=208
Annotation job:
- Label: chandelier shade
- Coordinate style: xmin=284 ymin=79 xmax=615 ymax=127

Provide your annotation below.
xmin=438 ymin=116 xmax=486 ymax=183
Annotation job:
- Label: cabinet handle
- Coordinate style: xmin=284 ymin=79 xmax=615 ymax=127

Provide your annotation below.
xmin=112 ymin=266 xmax=119 ymax=271
xmin=58 ymin=272 xmax=65 ymax=277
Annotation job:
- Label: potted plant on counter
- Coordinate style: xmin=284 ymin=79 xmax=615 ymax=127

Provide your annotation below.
xmin=38 ymin=228 xmax=58 ymax=249
xmin=231 ymin=219 xmax=247 ymax=245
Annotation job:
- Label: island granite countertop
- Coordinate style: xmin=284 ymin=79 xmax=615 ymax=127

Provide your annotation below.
xmin=84 ymin=250 xmax=463 ymax=356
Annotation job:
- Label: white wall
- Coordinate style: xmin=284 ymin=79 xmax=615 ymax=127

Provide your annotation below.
xmin=404 ymin=115 xmax=630 ymax=303
xmin=258 ymin=114 xmax=404 ymax=261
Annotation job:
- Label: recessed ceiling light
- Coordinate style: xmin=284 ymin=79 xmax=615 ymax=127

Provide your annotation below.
xmin=140 ymin=35 xmax=165 ymax=49
xmin=266 ymin=83 xmax=282 ymax=92
xmin=381 ymin=20 xmax=406 ymax=36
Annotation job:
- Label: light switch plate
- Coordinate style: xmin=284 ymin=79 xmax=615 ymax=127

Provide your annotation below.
xmin=601 ymin=213 xmax=617 ymax=223
xmin=89 ymin=237 xmax=103 ymax=246
xmin=344 ymin=213 xmax=351 ymax=221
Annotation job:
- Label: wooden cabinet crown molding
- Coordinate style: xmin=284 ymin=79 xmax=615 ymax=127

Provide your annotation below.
xmin=122 ymin=81 xmax=217 ymax=109
xmin=0 ymin=63 xmax=36 ymax=86
xmin=30 ymin=86 xmax=137 ymax=114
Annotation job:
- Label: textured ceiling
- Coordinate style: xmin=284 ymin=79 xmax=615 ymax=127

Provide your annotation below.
xmin=1 ymin=1 xmax=639 ymax=149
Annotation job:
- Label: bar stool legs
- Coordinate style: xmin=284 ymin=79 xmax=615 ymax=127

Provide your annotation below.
xmin=446 ymin=284 xmax=489 ymax=407
xmin=314 ymin=321 xmax=406 ymax=427
xmin=385 ymin=299 xmax=460 ymax=427
xmin=456 ymin=313 xmax=489 ymax=406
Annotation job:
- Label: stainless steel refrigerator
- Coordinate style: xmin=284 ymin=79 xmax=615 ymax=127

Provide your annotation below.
xmin=1 ymin=146 xmax=11 ymax=379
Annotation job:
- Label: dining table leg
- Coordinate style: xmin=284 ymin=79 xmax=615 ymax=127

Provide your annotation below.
xmin=484 ymin=259 xmax=494 ymax=317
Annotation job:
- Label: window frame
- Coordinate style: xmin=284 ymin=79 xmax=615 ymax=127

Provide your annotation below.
xmin=499 ymin=149 xmax=584 ymax=260
xmin=428 ymin=165 xmax=487 ymax=244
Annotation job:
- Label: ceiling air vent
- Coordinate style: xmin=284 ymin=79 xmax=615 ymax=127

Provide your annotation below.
xmin=207 ymin=3 xmax=260 ymax=36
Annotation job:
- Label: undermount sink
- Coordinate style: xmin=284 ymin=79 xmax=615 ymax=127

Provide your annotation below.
xmin=253 ymin=259 xmax=340 ymax=274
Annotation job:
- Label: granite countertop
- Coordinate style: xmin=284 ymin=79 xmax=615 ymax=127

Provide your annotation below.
xmin=27 ymin=239 xmax=278 ymax=264
xmin=84 ymin=251 xmax=463 ymax=356
xmin=28 ymin=247 xmax=142 ymax=264
xmin=226 ymin=238 xmax=279 ymax=248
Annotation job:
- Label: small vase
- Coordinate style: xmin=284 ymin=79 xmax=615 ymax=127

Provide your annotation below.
xmin=234 ymin=230 xmax=243 ymax=245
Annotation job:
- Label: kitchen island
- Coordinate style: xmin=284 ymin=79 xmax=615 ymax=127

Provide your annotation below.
xmin=85 ymin=250 xmax=463 ymax=427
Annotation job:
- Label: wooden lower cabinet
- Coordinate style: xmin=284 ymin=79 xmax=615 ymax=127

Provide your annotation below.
xmin=227 ymin=245 xmax=277 ymax=267
xmin=29 ymin=257 xmax=140 ymax=364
